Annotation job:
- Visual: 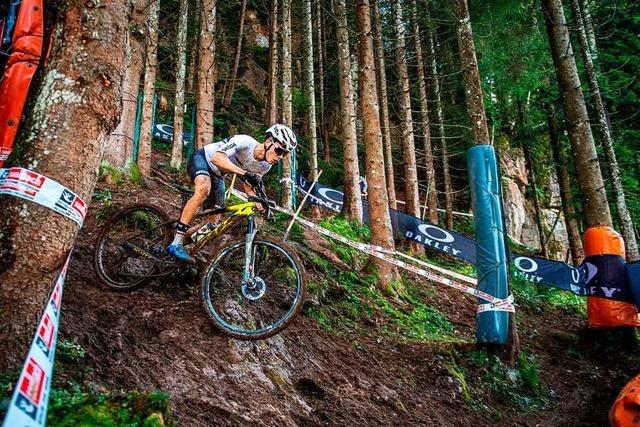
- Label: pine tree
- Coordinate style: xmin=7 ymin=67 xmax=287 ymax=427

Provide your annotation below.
xmin=138 ymin=0 xmax=159 ymax=175
xmin=541 ymin=0 xmax=612 ymax=227
xmin=355 ymin=0 xmax=399 ymax=288
xmin=171 ymin=0 xmax=189 ymax=169
xmin=196 ymin=0 xmax=217 ymax=148
xmin=334 ymin=0 xmax=363 ymax=221
xmin=0 ymin=0 xmax=128 ymax=371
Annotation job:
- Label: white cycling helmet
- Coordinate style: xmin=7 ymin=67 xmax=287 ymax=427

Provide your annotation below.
xmin=266 ymin=124 xmax=298 ymax=152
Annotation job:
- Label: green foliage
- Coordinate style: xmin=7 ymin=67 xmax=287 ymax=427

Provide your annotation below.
xmin=454 ymin=349 xmax=550 ymax=414
xmin=304 ymin=244 xmax=457 ymax=342
xmin=93 ymin=189 xmax=115 ymax=223
xmin=125 ymin=161 xmax=143 ymax=185
xmin=47 ymin=389 xmax=175 ymax=427
xmin=510 ymin=271 xmax=586 ymax=315
xmin=98 ymin=161 xmax=124 ymax=186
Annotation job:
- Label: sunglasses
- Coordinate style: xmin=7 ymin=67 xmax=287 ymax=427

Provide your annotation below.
xmin=273 ymin=145 xmax=288 ymax=156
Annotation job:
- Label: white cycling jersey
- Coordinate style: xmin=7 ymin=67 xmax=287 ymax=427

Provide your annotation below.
xmin=203 ymin=135 xmax=271 ymax=177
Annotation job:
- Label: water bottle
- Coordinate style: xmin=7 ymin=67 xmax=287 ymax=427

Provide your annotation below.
xmin=192 ymin=222 xmax=216 ymax=243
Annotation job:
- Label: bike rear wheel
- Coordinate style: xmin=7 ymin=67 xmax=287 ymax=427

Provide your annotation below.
xmin=94 ymin=204 xmax=172 ymax=291
xmin=201 ymin=237 xmax=306 ymax=340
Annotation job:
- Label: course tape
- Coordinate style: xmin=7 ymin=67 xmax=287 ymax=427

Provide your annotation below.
xmin=1 ymin=167 xmax=85 ymax=427
xmin=0 ymin=167 xmax=87 ymax=226
xmin=231 ymin=188 xmax=514 ymax=313
xmin=2 ymin=255 xmax=70 ymax=427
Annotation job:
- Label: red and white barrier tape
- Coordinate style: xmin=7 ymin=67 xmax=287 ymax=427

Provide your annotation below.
xmin=1 ymin=167 xmax=85 ymax=427
xmin=0 ymin=167 xmax=88 ymax=225
xmin=231 ymin=188 xmax=514 ymax=313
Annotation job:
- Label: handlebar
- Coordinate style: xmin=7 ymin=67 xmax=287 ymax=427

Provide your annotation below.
xmin=247 ymin=180 xmax=274 ymax=220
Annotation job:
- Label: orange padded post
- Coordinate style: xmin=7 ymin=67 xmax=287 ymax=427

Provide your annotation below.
xmin=584 ymin=226 xmax=640 ymax=328
xmin=610 ymin=374 xmax=640 ymax=426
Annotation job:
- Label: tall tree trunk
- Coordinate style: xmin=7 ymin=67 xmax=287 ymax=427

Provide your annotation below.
xmin=334 ymin=0 xmax=362 ymax=221
xmin=316 ymin=0 xmax=330 ymax=163
xmin=186 ymin=0 xmax=200 ymax=95
xmin=547 ymin=103 xmax=584 ymax=264
xmin=518 ymin=100 xmax=549 ymax=258
xmin=541 ymin=0 xmax=612 ymax=227
xmin=222 ymin=0 xmax=247 ymax=109
xmin=355 ymin=0 xmax=399 ymax=288
xmin=196 ymin=0 xmax=217 ymax=149
xmin=266 ymin=0 xmax=279 ymax=125
xmin=579 ymin=0 xmax=598 ymax=67
xmin=426 ymin=15 xmax=453 ymax=229
xmin=138 ymin=0 xmax=159 ymax=175
xmin=410 ymin=0 xmax=437 ymax=224
xmin=372 ymin=0 xmax=396 ymax=210
xmin=171 ymin=0 xmax=189 ymax=169
xmin=280 ymin=0 xmax=294 ymax=209
xmin=392 ymin=0 xmax=420 ymax=227
xmin=104 ymin=1 xmax=145 ymax=168
xmin=523 ymin=142 xmax=550 ymax=259
xmin=569 ymin=0 xmax=638 ymax=260
xmin=0 ymin=0 xmax=127 ymax=371
xmin=305 ymin=0 xmax=318 ymax=183
xmin=453 ymin=0 xmax=491 ymax=146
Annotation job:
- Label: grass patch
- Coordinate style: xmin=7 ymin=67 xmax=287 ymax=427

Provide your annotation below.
xmin=510 ymin=272 xmax=586 ymax=315
xmin=98 ymin=161 xmax=124 ymax=186
xmin=453 ymin=349 xmax=551 ymax=415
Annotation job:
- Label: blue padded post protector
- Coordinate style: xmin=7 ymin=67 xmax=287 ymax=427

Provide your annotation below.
xmin=467 ymin=145 xmax=510 ymax=344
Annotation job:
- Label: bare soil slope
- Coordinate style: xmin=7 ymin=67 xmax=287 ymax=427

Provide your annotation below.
xmin=60 ymin=180 xmax=638 ymax=426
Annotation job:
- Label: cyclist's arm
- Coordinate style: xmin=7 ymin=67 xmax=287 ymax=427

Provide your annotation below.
xmin=211 ymin=152 xmax=248 ymax=176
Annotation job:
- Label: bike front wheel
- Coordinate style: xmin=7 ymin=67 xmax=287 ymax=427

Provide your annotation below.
xmin=201 ymin=237 xmax=306 ymax=340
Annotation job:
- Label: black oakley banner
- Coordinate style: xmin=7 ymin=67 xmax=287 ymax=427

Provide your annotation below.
xmin=296 ymin=176 xmax=634 ymax=303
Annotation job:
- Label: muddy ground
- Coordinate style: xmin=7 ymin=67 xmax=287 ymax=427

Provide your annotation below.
xmin=59 ymin=179 xmax=638 ymax=426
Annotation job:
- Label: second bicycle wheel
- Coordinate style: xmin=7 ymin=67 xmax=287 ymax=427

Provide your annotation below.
xmin=94 ymin=204 xmax=172 ymax=291
xmin=201 ymin=237 xmax=306 ymax=340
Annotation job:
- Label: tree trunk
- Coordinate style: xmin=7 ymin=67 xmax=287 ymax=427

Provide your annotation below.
xmin=371 ymin=1 xmax=396 ymax=210
xmin=0 ymin=0 xmax=127 ymax=371
xmin=547 ymin=103 xmax=584 ymax=264
xmin=316 ymin=0 xmax=330 ymax=164
xmin=410 ymin=0 xmax=437 ymax=224
xmin=569 ymin=0 xmax=638 ymax=260
xmin=453 ymin=0 xmax=491 ymax=146
xmin=280 ymin=0 xmax=294 ymax=209
xmin=355 ymin=0 xmax=399 ymax=288
xmin=523 ymin=141 xmax=550 ymax=259
xmin=266 ymin=0 xmax=279 ymax=125
xmin=392 ymin=0 xmax=421 ymax=254
xmin=138 ymin=0 xmax=159 ymax=175
xmin=335 ymin=0 xmax=362 ymax=221
xmin=222 ymin=0 xmax=247 ymax=109
xmin=541 ymin=0 xmax=612 ymax=227
xmin=579 ymin=0 xmax=598 ymax=67
xmin=171 ymin=0 xmax=189 ymax=169
xmin=426 ymin=15 xmax=453 ymax=229
xmin=305 ymin=0 xmax=318 ymax=182
xmin=196 ymin=0 xmax=217 ymax=149
xmin=104 ymin=1 xmax=145 ymax=168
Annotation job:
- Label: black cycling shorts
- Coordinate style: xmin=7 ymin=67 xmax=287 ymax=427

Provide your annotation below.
xmin=187 ymin=149 xmax=226 ymax=209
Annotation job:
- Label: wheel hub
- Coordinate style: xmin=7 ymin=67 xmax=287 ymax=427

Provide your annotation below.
xmin=241 ymin=277 xmax=266 ymax=300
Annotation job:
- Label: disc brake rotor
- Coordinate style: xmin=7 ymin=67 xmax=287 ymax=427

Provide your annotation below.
xmin=241 ymin=277 xmax=267 ymax=300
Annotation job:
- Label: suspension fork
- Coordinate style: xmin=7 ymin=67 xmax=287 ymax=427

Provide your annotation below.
xmin=243 ymin=215 xmax=258 ymax=282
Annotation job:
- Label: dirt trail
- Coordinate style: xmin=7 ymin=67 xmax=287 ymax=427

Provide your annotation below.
xmin=60 ymin=181 xmax=637 ymax=426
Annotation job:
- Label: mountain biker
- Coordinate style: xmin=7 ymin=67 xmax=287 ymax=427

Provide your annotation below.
xmin=167 ymin=124 xmax=298 ymax=262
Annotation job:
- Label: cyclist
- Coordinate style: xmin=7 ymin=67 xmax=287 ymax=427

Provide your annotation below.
xmin=167 ymin=124 xmax=298 ymax=261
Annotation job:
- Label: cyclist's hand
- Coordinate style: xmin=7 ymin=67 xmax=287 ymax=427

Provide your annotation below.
xmin=243 ymin=172 xmax=262 ymax=189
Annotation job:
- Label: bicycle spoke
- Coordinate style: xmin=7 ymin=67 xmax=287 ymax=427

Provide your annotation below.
xmin=202 ymin=239 xmax=304 ymax=339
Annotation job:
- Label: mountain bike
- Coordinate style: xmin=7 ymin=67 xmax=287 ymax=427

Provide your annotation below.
xmin=93 ymin=181 xmax=306 ymax=340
